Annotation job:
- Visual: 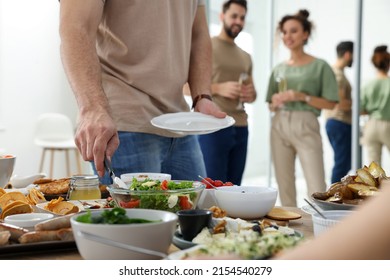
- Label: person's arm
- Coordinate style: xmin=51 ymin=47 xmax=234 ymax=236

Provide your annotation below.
xmin=276 ymin=90 xmax=337 ymax=110
xmin=187 ymin=6 xmax=226 ymax=118
xmin=240 ymin=77 xmax=257 ymax=104
xmin=336 ymin=85 xmax=352 ymax=111
xmin=211 ymin=82 xmax=241 ymax=99
xmin=59 ymin=0 xmax=119 ymax=177
xmin=276 ymin=179 xmax=390 ymax=260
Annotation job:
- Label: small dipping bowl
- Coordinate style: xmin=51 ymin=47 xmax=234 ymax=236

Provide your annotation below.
xmin=4 ymin=213 xmax=54 ymax=231
xmin=176 ymin=209 xmax=212 ymax=241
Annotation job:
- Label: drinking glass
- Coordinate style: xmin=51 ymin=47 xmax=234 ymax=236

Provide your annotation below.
xmin=237 ymin=72 xmax=249 ymax=110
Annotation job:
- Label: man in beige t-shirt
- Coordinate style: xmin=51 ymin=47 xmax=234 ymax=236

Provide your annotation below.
xmin=198 ymin=0 xmax=256 ymax=185
xmin=59 ymin=0 xmax=225 ymax=184
xmin=324 ymin=41 xmax=354 ymax=183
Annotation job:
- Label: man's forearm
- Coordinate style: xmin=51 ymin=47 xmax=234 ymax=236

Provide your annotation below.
xmin=187 ymin=6 xmax=212 ymax=99
xmin=60 ymin=28 xmax=109 ymax=115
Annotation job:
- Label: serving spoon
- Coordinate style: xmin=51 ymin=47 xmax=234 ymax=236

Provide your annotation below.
xmin=78 ymin=231 xmax=167 ymax=259
xmin=304 ymin=198 xmax=327 ymax=219
xmin=104 ymin=157 xmax=127 ymax=189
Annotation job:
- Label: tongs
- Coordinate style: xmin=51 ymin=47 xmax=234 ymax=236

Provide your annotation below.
xmin=103 ymin=156 xmax=127 ymax=189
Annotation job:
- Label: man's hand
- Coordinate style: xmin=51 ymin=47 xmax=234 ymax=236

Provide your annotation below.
xmin=75 ymin=107 xmax=119 ymax=178
xmin=240 ymin=83 xmax=256 ymax=103
xmin=195 ymin=98 xmax=227 ymax=118
xmin=215 ymin=81 xmax=241 ymax=99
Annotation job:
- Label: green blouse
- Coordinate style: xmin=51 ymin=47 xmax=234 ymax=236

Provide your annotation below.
xmin=266 ymin=58 xmax=338 ymax=116
xmin=361 ymin=77 xmax=390 ymax=120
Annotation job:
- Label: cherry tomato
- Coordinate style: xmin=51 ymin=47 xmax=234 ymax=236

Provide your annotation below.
xmin=214 ymin=180 xmax=223 ymax=187
xmin=161 ymin=180 xmax=168 ymax=190
xmin=120 ymin=199 xmax=140 ymax=208
xmin=223 ymin=182 xmax=234 ymax=186
xmin=179 ymin=196 xmax=192 ymax=210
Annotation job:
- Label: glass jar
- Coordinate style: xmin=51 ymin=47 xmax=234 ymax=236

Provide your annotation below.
xmin=67 ymin=174 xmax=101 ymax=200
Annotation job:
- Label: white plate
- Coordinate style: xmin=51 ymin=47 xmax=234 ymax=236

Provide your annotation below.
xmin=35 ymin=199 xmax=108 ymax=215
xmin=4 ymin=213 xmax=54 ymax=231
xmin=167 ymin=244 xmax=206 ymax=260
xmin=151 ymin=112 xmax=235 ymax=135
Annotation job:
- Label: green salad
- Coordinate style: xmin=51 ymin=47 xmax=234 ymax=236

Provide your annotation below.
xmin=76 ymin=207 xmax=160 ymax=224
xmin=112 ymin=179 xmax=199 ymax=212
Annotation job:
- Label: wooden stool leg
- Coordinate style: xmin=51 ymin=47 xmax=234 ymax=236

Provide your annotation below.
xmin=39 ymin=148 xmax=46 ymax=173
xmin=75 ymin=149 xmax=82 ymax=175
xmin=65 ymin=149 xmax=71 ymax=177
xmin=50 ymin=149 xmax=54 ymax=178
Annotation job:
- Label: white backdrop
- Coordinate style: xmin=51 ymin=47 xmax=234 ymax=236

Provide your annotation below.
xmin=1 ymin=0 xmax=389 ymax=188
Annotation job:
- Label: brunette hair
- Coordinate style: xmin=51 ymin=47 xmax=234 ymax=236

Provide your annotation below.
xmin=222 ymin=0 xmax=247 ymax=13
xmin=336 ymin=41 xmax=354 ymax=58
xmin=277 ymin=9 xmax=313 ymax=44
xmin=372 ymin=45 xmax=390 ymax=72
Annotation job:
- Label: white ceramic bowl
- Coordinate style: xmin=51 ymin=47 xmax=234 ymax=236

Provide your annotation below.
xmin=0 ymin=155 xmax=16 ymax=188
xmin=70 ymin=208 xmax=178 ymax=260
xmin=197 ymin=187 xmax=233 ymax=209
xmin=312 ymin=210 xmax=354 ymax=237
xmin=4 ymin=212 xmax=54 ymax=231
xmin=214 ymin=186 xmax=278 ymax=219
xmin=120 ymin=173 xmax=171 ymax=184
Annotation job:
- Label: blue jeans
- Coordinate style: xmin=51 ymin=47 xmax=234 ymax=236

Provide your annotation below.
xmin=325 ymin=119 xmax=352 ymax=183
xmin=93 ymin=132 xmax=206 ymax=185
xmin=198 ymin=126 xmax=248 ymax=185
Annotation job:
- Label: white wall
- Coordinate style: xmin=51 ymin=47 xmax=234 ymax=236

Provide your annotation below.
xmin=209 ymin=0 xmax=390 ymax=187
xmin=0 ymin=0 xmax=90 ymax=178
xmin=1 ymin=0 xmax=389 ymax=183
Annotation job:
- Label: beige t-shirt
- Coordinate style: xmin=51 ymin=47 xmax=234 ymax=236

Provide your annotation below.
xmin=97 ymin=0 xmax=204 ymax=137
xmin=211 ymin=37 xmax=253 ymax=126
xmin=323 ymin=67 xmax=352 ymax=124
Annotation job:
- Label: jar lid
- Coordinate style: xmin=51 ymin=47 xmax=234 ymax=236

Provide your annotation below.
xmin=71 ymin=174 xmax=99 ymax=187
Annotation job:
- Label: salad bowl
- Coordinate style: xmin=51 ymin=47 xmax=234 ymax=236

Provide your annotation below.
xmin=107 ymin=179 xmax=205 ymax=213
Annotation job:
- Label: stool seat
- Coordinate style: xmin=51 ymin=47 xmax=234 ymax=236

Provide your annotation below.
xmin=35 ymin=139 xmax=77 ymax=149
xmin=34 ymin=113 xmax=82 ymax=178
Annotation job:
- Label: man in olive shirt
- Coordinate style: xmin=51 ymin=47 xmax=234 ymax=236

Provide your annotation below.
xmin=198 ymin=0 xmax=256 ymax=185
xmin=324 ymin=41 xmax=354 ymax=183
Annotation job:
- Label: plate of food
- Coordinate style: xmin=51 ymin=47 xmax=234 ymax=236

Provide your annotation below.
xmin=311 ymin=161 xmax=387 ymax=210
xmin=35 ymin=199 xmax=110 ymax=215
xmin=151 ymin=112 xmax=235 ymax=135
xmin=169 ymin=227 xmax=303 ymax=260
xmin=171 ymin=213 xmax=303 ymax=259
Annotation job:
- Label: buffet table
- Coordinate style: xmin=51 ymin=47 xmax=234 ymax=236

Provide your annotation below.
xmin=0 ymin=207 xmax=313 ymax=260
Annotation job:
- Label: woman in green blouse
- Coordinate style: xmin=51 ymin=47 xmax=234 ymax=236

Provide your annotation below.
xmin=361 ymin=45 xmax=390 ymax=165
xmin=265 ymin=9 xmax=338 ymax=207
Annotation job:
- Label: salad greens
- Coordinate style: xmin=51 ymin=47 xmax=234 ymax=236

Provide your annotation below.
xmin=113 ymin=179 xmax=199 ymax=212
xmin=129 ymin=178 xmax=193 ymax=191
xmin=75 ymin=207 xmax=160 ymax=224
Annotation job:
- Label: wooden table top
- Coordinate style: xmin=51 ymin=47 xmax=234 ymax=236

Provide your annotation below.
xmin=0 ymin=207 xmax=313 ymax=260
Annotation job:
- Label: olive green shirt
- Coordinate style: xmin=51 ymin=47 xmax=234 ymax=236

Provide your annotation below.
xmin=361 ymin=77 xmax=390 ymax=120
xmin=266 ymin=59 xmax=339 ymax=116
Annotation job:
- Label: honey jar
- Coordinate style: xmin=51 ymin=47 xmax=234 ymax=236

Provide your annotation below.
xmin=67 ymin=174 xmax=101 ymax=200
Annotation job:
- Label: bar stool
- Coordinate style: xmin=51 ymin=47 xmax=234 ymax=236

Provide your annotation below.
xmin=34 ymin=113 xmax=82 ymax=178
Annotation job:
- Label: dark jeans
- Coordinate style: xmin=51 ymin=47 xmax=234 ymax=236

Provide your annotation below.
xmin=94 ymin=132 xmax=206 ymax=185
xmin=325 ymin=119 xmax=352 ymax=183
xmin=198 ymin=126 xmax=248 ymax=185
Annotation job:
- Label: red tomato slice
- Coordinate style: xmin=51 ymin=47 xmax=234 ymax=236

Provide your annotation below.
xmin=161 ymin=180 xmax=168 ymax=190
xmin=120 ymin=199 xmax=140 ymax=208
xmin=179 ymin=196 xmax=192 ymax=210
